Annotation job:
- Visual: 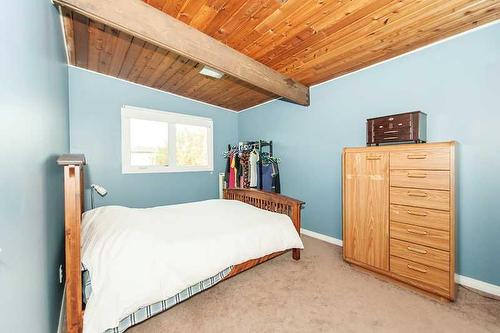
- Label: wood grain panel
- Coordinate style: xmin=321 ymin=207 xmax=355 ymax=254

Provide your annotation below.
xmin=57 ymin=155 xmax=86 ymax=333
xmin=278 ymin=0 xmax=469 ymax=75
xmin=61 ymin=7 xmax=76 ymax=64
xmin=390 ymin=256 xmax=450 ymax=296
xmin=344 ymin=151 xmax=390 ymax=271
xmin=293 ymin=1 xmax=500 ymax=84
xmin=390 ymin=170 xmax=450 ymax=190
xmin=136 ymin=47 xmax=169 ymax=84
xmin=163 ymin=59 xmax=199 ymax=92
xmin=262 ymin=0 xmax=399 ymax=69
xmin=390 ymin=204 xmax=450 ymax=231
xmin=225 ymin=251 xmax=284 ymax=279
xmin=107 ymin=31 xmax=133 ymax=76
xmin=144 ymin=51 xmax=178 ymax=87
xmin=57 ymin=0 xmax=500 ymax=110
xmin=390 ymin=221 xmax=450 ymax=251
xmin=295 ymin=1 xmax=499 ymax=76
xmin=72 ymin=12 xmax=89 ymax=67
xmin=243 ymin=0 xmax=341 ymax=59
xmin=87 ymin=20 xmax=106 ymax=72
xmin=118 ymin=37 xmax=146 ymax=79
xmin=390 ymin=187 xmax=450 ymax=211
xmin=251 ymin=0 xmax=389 ymax=64
xmin=390 ymin=238 xmax=449 ymax=271
xmin=127 ymin=43 xmax=157 ymax=82
xmin=98 ymin=26 xmax=120 ymax=74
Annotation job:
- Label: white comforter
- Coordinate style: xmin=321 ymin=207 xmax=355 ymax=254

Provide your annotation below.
xmin=81 ymin=199 xmax=303 ymax=333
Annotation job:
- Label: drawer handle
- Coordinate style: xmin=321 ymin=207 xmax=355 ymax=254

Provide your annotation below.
xmin=407 ymin=228 xmax=428 ymax=235
xmin=407 ymin=210 xmax=428 ymax=217
xmin=367 ymin=155 xmax=382 ymax=160
xmin=384 ymin=136 xmax=398 ymax=140
xmin=384 ymin=130 xmax=398 ymax=134
xmin=407 ymin=191 xmax=428 ymax=197
xmin=407 ymin=264 xmax=428 ymax=273
xmin=407 ymin=173 xmax=427 ymax=178
xmin=407 ymin=154 xmax=427 ymax=159
xmin=407 ymin=246 xmax=428 ymax=254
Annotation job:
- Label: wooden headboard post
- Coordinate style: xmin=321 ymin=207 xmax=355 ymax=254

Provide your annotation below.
xmin=58 ymin=154 xmax=86 ymax=333
xmin=223 ymin=189 xmax=305 ymax=260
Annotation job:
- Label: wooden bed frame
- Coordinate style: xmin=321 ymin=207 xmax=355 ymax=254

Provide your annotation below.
xmin=58 ymin=154 xmax=304 ymax=333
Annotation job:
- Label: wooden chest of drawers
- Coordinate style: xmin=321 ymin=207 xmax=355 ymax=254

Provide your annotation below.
xmin=343 ymin=142 xmax=456 ymax=300
xmin=367 ymin=111 xmax=427 ymax=146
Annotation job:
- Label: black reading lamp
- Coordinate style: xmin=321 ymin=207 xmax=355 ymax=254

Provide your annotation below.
xmin=90 ymin=184 xmax=108 ymax=209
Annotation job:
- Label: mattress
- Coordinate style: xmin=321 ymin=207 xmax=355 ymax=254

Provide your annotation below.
xmin=81 ymin=199 xmax=303 ymax=333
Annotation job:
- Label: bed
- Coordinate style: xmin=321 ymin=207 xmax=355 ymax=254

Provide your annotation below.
xmin=58 ymin=154 xmax=305 ymax=333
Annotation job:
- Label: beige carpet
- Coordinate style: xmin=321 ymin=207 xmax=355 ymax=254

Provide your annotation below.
xmin=129 ymin=236 xmax=500 ymax=333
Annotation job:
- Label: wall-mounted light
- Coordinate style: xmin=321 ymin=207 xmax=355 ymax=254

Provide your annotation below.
xmin=199 ymin=66 xmax=224 ymax=79
xmin=90 ymin=184 xmax=108 ymax=209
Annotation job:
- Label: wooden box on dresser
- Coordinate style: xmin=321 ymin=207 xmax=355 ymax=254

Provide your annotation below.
xmin=342 ymin=142 xmax=456 ymax=300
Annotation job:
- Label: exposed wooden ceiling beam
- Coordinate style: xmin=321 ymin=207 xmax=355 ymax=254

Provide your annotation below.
xmin=53 ymin=0 xmax=310 ymax=106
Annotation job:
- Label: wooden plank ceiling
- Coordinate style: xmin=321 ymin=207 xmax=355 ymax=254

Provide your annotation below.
xmin=61 ymin=0 xmax=500 ymax=111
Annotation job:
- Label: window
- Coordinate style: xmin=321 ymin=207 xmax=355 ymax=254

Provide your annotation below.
xmin=122 ymin=105 xmax=213 ymax=173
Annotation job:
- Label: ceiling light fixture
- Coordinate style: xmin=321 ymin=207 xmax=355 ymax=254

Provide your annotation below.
xmin=199 ymin=66 xmax=224 ymax=79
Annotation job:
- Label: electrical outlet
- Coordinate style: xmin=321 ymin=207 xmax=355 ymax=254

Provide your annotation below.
xmin=59 ymin=264 xmax=63 ymax=284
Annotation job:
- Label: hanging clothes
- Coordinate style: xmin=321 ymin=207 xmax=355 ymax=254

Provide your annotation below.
xmin=239 ymin=151 xmax=250 ymax=188
xmin=261 ymin=159 xmax=281 ymax=193
xmin=249 ymin=149 xmax=259 ymax=188
xmin=261 ymin=163 xmax=274 ymax=192
xmin=225 ymin=152 xmax=231 ymax=187
xmin=226 ymin=141 xmax=279 ymax=192
xmin=229 ymin=153 xmax=236 ymax=189
xmin=272 ymin=161 xmax=281 ymax=193
xmin=234 ymin=153 xmax=240 ymax=187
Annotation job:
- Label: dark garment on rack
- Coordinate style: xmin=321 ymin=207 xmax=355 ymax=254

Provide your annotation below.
xmin=256 ymin=160 xmax=261 ymax=189
xmin=225 ymin=154 xmax=231 ymax=187
xmin=272 ymin=162 xmax=281 ymax=193
xmin=261 ymin=163 xmax=274 ymax=192
xmin=261 ymin=161 xmax=281 ymax=193
xmin=234 ymin=154 xmax=240 ymax=187
xmin=237 ymin=154 xmax=243 ymax=184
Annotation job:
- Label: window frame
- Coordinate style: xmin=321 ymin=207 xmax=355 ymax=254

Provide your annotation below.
xmin=121 ymin=105 xmax=214 ymax=174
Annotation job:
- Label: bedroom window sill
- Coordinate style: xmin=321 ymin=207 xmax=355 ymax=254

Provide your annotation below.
xmin=122 ymin=166 xmax=214 ymax=174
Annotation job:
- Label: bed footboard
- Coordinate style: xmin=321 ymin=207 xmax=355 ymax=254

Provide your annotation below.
xmin=223 ymin=189 xmax=304 ymax=260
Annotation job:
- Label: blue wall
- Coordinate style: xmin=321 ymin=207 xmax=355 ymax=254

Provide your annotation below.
xmin=0 ymin=1 xmax=69 ymax=332
xmin=238 ymin=23 xmax=500 ymax=286
xmin=69 ymin=67 xmax=238 ymax=208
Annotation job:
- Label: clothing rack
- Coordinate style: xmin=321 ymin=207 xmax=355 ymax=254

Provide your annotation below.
xmin=226 ymin=140 xmax=273 ymax=191
xmin=227 ymin=140 xmax=273 ymax=156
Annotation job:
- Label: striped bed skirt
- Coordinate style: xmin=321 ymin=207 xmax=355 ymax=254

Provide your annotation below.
xmin=82 ymin=267 xmax=233 ymax=332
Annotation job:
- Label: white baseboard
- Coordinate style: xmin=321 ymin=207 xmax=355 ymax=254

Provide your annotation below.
xmin=301 ymin=228 xmax=343 ymax=246
xmin=300 ymin=228 xmax=500 ymax=297
xmin=455 ymin=274 xmax=500 ymax=297
xmin=57 ymin=285 xmax=66 ymax=333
